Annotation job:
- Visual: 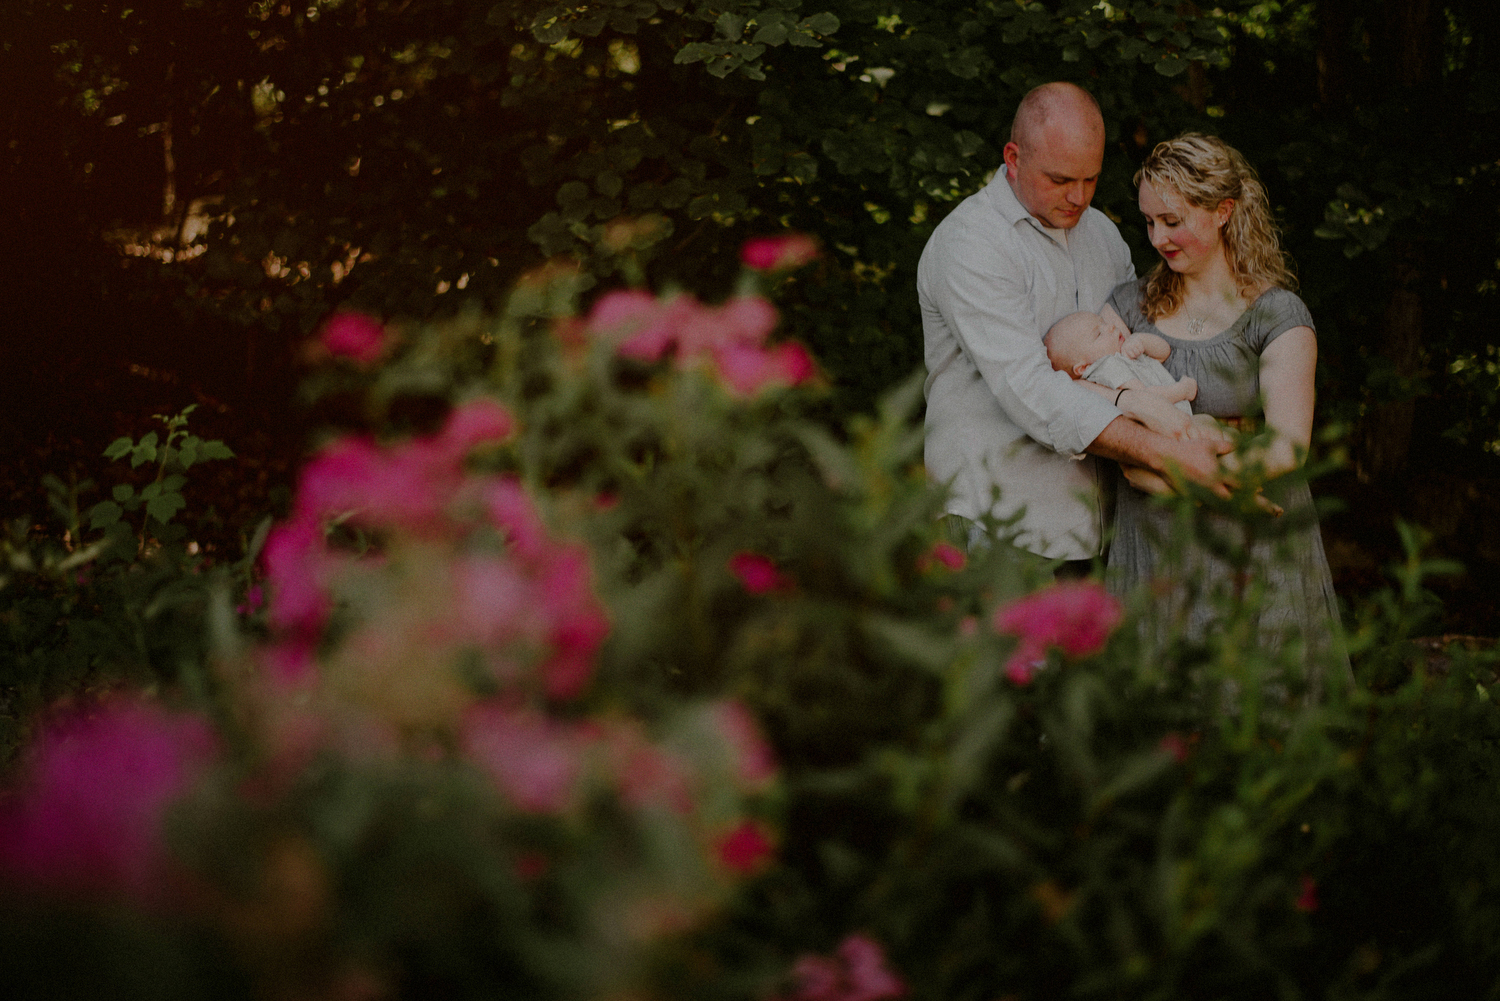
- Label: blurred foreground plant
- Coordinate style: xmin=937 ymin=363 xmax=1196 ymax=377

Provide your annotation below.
xmin=3 ymin=242 xmax=1500 ymax=1001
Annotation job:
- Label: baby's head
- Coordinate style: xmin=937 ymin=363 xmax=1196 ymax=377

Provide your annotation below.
xmin=1044 ymin=311 xmax=1125 ymax=378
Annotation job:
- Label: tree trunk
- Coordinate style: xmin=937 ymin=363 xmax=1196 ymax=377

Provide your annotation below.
xmin=1351 ymin=0 xmax=1445 ymax=481
xmin=1356 ymin=254 xmax=1424 ymax=482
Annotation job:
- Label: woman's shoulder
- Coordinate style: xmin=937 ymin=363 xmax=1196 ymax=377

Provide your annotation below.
xmin=1248 ymin=286 xmax=1314 ymax=330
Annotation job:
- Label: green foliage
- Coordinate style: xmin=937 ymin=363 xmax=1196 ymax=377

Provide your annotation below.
xmin=85 ymin=406 xmax=236 ymax=550
xmin=11 ymin=266 xmax=1500 ymax=999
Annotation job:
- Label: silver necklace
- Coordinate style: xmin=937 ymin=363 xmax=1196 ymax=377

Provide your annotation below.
xmin=1185 ymin=313 xmax=1209 ymax=338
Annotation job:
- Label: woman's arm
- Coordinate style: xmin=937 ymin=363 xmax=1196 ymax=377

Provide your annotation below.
xmin=1251 ymin=325 xmax=1316 ymax=477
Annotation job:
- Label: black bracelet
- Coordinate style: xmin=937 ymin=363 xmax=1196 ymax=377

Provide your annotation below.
xmin=1114 ymin=387 xmax=1128 ymax=407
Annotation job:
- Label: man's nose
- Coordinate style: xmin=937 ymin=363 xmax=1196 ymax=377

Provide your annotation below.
xmin=1065 ymin=182 xmax=1086 ymax=206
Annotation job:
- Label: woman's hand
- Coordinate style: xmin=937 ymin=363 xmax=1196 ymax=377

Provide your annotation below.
xmin=1120 ymin=463 xmax=1175 ymax=495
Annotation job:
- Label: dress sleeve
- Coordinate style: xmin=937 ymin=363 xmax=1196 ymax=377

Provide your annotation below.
xmin=1105 ymin=279 xmax=1147 ymax=332
xmin=1246 ymin=288 xmax=1316 ymax=353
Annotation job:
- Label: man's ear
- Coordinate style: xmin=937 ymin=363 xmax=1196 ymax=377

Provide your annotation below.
xmin=1002 ymin=142 xmax=1020 ymax=180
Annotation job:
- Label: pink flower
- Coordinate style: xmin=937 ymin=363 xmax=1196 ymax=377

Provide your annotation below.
xmin=452 ymin=554 xmax=530 ymax=647
xmin=713 ymin=341 xmax=815 ymax=397
xmin=1159 ymin=732 xmax=1190 ymax=763
xmin=740 ymin=234 xmax=819 ymax=272
xmin=717 ymin=820 xmax=774 ymax=873
xmin=262 ymin=636 xmax=319 ymax=685
xmin=680 ymin=295 xmax=779 ymax=356
xmin=262 ymin=517 xmax=331 ymax=633
xmin=482 ymin=477 xmax=550 ymax=562
xmin=1295 ymin=875 xmax=1319 ymax=913
xmin=604 ymin=721 xmax=694 ymax=813
xmin=320 ymin=310 xmax=387 ymax=364
xmin=711 ymin=700 xmax=777 ymax=791
xmin=992 ymin=581 xmax=1122 ymax=685
xmin=785 ymin=934 xmax=906 ymax=1001
xmin=919 ymin=541 xmax=966 ymax=572
xmin=440 ymin=398 xmax=514 ymax=454
xmin=535 ymin=546 xmax=610 ymax=700
xmin=462 ymin=701 xmax=588 ymax=814
xmin=0 ymin=698 xmax=218 ymax=902
xmin=237 ymin=583 xmax=265 ymax=615
xmin=729 ymin=552 xmax=790 ymax=594
xmin=592 ymin=292 xmax=698 ymax=361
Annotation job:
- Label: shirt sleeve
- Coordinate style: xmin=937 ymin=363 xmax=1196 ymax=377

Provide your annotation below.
xmin=1247 ymin=288 xmax=1316 ymax=353
xmin=924 ymin=217 xmax=1120 ymax=456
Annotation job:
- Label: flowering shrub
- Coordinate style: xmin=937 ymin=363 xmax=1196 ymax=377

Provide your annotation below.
xmin=4 ymin=237 xmax=1500 ymax=1001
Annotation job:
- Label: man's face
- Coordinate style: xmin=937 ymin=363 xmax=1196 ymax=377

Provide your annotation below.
xmin=1003 ymin=123 xmax=1104 ymax=230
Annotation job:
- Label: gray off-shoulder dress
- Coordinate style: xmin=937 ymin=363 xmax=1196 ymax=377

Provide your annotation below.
xmin=1103 ymin=279 xmax=1346 ymax=674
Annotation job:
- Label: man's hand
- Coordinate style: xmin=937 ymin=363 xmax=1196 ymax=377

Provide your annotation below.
xmin=1158 ymin=435 xmax=1236 ymax=497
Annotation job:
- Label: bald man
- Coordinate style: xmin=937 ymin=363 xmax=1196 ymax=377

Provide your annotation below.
xmin=919 ymin=82 xmax=1230 ymax=570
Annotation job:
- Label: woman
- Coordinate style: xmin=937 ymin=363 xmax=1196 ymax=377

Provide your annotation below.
xmin=1100 ymin=133 xmax=1345 ymax=674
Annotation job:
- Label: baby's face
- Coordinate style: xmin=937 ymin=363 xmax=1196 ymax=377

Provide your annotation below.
xmin=1052 ymin=313 xmax=1125 ymax=371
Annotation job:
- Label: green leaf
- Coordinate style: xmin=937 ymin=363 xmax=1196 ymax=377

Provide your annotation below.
xmin=198 ymin=441 xmax=235 ymax=461
xmin=784 ymin=151 xmax=818 ymax=183
xmin=147 ymin=491 xmax=187 ymax=524
xmin=178 ymin=438 xmax=200 ymax=468
xmin=1154 ymin=55 xmax=1188 ymax=76
xmin=753 ymin=23 xmax=788 ymax=46
xmin=161 ymin=474 xmax=187 ymax=492
xmin=104 ymin=437 xmax=133 ymax=460
xmin=131 ymin=432 xmax=160 ymax=468
xmin=112 ymin=484 xmax=135 ymax=502
xmin=141 ymin=481 xmax=162 ymax=501
xmin=800 ymin=12 xmax=840 ymax=35
xmin=88 ymin=500 xmax=123 ymax=530
xmin=716 ymin=12 xmax=746 ymax=38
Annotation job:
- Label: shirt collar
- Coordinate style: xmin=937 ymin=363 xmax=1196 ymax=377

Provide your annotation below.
xmin=986 ymin=170 xmax=1076 ymax=248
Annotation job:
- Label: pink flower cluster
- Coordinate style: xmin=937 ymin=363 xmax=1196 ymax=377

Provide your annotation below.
xmin=729 ymin=551 xmax=792 ymax=594
xmin=319 ymin=310 xmax=388 ymax=364
xmin=992 ymin=581 xmax=1123 ymax=684
xmin=0 ymin=698 xmax=218 ymax=902
xmin=260 ymin=398 xmax=607 ymax=701
xmin=460 ymin=697 xmax=775 ymax=833
xmin=740 ymin=234 xmax=819 ymax=272
xmin=780 ymin=934 xmax=907 ymax=1001
xmin=584 ymin=290 xmax=814 ymax=397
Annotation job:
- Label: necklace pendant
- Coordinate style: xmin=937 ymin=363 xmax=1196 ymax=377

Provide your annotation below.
xmin=1187 ymin=314 xmax=1207 ymax=338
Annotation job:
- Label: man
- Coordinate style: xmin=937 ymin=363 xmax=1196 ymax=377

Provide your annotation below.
xmin=919 ymin=82 xmax=1229 ymax=569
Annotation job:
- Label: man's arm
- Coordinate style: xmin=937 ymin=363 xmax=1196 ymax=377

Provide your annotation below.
xmin=1086 ymin=407 xmax=1236 ymax=496
xmin=924 ymin=222 xmax=1120 ymax=457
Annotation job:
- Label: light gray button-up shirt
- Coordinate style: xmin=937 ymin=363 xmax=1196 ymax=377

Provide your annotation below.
xmin=919 ymin=172 xmax=1136 ymax=559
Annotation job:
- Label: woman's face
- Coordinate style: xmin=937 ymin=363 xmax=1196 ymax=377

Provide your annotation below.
xmin=1138 ymin=180 xmax=1232 ymax=276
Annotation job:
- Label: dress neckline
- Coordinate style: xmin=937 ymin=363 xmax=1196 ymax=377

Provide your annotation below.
xmin=1151 ymin=287 xmax=1278 ymax=346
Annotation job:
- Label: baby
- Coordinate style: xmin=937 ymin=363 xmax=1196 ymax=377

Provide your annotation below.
xmin=1043 ymin=310 xmax=1200 ymax=417
xmin=1045 ymin=310 xmax=1283 ymax=515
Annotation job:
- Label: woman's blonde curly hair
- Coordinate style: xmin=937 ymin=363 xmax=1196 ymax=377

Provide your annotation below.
xmin=1134 ymin=133 xmax=1296 ymax=322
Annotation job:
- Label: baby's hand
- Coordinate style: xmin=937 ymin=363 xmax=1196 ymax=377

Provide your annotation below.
xmin=1178 ymin=375 xmax=1197 ymax=400
xmin=1121 ymin=333 xmax=1148 ymax=360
